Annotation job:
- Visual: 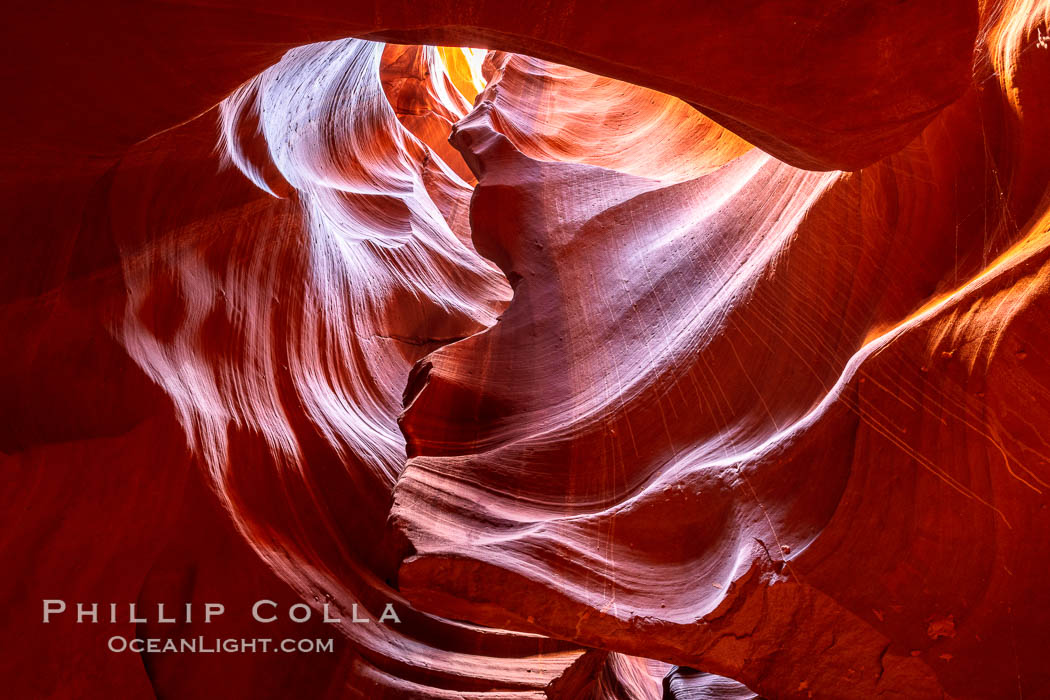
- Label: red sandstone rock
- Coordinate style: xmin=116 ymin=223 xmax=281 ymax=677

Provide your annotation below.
xmin=2 ymin=1 xmax=1050 ymax=699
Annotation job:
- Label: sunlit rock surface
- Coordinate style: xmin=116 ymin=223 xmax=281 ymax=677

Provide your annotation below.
xmin=3 ymin=1 xmax=1050 ymax=698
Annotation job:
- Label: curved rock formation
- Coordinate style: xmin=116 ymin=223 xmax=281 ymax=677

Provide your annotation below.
xmin=3 ymin=1 xmax=1050 ymax=698
xmin=393 ymin=5 xmax=1050 ymax=697
xmin=2 ymin=0 xmax=978 ymax=172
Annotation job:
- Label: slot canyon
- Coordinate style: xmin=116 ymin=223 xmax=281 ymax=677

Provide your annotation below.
xmin=3 ymin=1 xmax=1050 ymax=698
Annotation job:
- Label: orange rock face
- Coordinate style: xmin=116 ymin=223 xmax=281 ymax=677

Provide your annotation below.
xmin=3 ymin=2 xmax=1050 ymax=698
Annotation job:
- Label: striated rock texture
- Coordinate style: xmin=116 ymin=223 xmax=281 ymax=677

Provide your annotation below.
xmin=3 ymin=1 xmax=1050 ymax=699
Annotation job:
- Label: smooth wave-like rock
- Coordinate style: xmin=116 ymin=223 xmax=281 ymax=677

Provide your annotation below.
xmin=2 ymin=0 xmax=978 ymax=175
xmin=3 ymin=1 xmax=1050 ymax=699
xmin=393 ymin=4 xmax=1050 ymax=698
xmin=116 ymin=39 xmax=619 ymax=698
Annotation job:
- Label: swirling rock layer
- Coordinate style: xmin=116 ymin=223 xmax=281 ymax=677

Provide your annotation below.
xmin=2 ymin=1 xmax=1050 ymax=699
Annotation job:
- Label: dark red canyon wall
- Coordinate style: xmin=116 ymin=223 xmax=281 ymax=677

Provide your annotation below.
xmin=3 ymin=1 xmax=1050 ymax=698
